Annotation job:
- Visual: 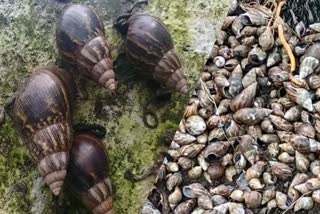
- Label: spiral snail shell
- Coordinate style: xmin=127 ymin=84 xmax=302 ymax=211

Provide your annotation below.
xmin=13 ymin=67 xmax=74 ymax=196
xmin=68 ymin=134 xmax=113 ymax=214
xmin=118 ymin=14 xmax=189 ymax=94
xmin=56 ymin=4 xmax=115 ymax=91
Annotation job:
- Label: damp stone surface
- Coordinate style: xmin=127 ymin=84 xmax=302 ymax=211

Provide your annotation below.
xmin=0 ymin=0 xmax=230 ymax=213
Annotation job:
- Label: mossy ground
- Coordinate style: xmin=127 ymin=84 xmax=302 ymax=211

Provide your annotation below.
xmin=0 ymin=0 xmax=230 ymax=213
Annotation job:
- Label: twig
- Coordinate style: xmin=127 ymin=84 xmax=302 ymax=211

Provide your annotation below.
xmin=275 ymin=0 xmax=285 ymax=17
xmin=276 ymin=1 xmax=304 ymax=87
xmin=278 ymin=25 xmax=296 ymax=73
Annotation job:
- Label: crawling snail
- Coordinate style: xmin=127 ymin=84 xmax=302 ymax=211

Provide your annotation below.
xmin=68 ymin=133 xmax=113 ymax=214
xmin=56 ymin=4 xmax=116 ymax=92
xmin=13 ymin=67 xmax=74 ymax=196
xmin=115 ymin=13 xmax=189 ymax=94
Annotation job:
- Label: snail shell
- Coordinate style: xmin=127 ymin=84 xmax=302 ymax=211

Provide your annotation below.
xmin=299 ymin=56 xmax=319 ymax=79
xmin=295 ymin=151 xmax=310 ymax=173
xmin=269 ymin=161 xmax=292 ymax=181
xmin=294 ymin=197 xmax=313 ymax=212
xmin=312 ymin=190 xmax=320 ymax=204
xmin=227 ymin=36 xmax=240 ymax=48
xmin=244 ymin=191 xmax=262 ymax=209
xmin=309 ymin=23 xmax=320 ymax=33
xmin=275 ymin=191 xmax=289 ymax=210
xmin=168 ymin=186 xmax=182 ymax=209
xmin=68 ymin=134 xmax=113 ymax=214
xmin=241 ymin=36 xmax=257 ymax=46
xmin=167 ymin=172 xmax=183 ymax=191
xmin=178 ymin=157 xmax=193 ymax=170
xmin=56 ymin=4 xmax=115 ymax=91
xmin=14 ymin=68 xmax=74 ymax=196
xmin=230 ymin=82 xmax=257 ymax=112
xmin=284 ymin=106 xmax=302 ymax=122
xmin=182 ymin=183 xmax=209 ymax=199
xmin=261 ymin=189 xmax=276 ymax=205
xmin=212 ymin=195 xmax=227 ymax=206
xmin=233 ymin=108 xmax=272 ymax=125
xmin=203 ymin=141 xmax=230 ymax=160
xmin=216 ymin=99 xmax=231 ymax=115
xmin=261 ymin=119 xmax=275 ymax=133
xmin=263 ymin=172 xmax=277 ymax=185
xmin=239 ymin=10 xmax=268 ymax=26
xmin=267 ymin=49 xmax=281 ymax=67
xmin=248 ymin=46 xmax=267 ymax=65
xmin=233 ymin=44 xmax=250 ymax=58
xmin=228 ymin=65 xmax=243 ymax=97
xmin=292 ymin=135 xmax=320 ymax=153
xmin=258 ymin=27 xmax=274 ymax=51
xmin=242 ymin=68 xmax=256 ymax=88
xmin=231 ymin=17 xmax=243 ymax=38
xmin=125 ymin=14 xmax=189 ymax=94
xmin=284 ymin=82 xmax=314 ymax=112
xmin=207 ymin=161 xmax=225 ymax=180
xmin=240 ymin=26 xmax=257 ymax=37
xmin=294 ymin=178 xmax=320 ymax=194
xmin=268 ymin=67 xmax=289 ymax=88
xmin=230 ymin=190 xmax=244 ymax=202
xmin=222 ymin=16 xmax=236 ymax=30
xmin=174 ymin=199 xmax=196 ymax=214
xmin=270 ymin=115 xmax=293 ymax=132
xmin=307 ymin=75 xmax=320 ymax=90
xmin=210 ymin=184 xmax=234 ymax=197
xmin=197 ymin=194 xmax=213 ymax=210
xmin=294 ymin=122 xmax=316 ymax=139
xmin=259 ymin=134 xmax=280 ymax=144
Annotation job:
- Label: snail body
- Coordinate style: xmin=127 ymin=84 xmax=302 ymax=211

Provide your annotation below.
xmin=13 ymin=68 xmax=74 ymax=196
xmin=124 ymin=14 xmax=189 ymax=94
xmin=56 ymin=4 xmax=115 ymax=91
xmin=68 ymin=134 xmax=113 ymax=214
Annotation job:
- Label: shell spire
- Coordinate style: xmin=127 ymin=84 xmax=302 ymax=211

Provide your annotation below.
xmin=124 ymin=14 xmax=189 ymax=94
xmin=68 ymin=134 xmax=113 ymax=214
xmin=14 ymin=68 xmax=74 ymax=196
xmin=56 ymin=4 xmax=115 ymax=92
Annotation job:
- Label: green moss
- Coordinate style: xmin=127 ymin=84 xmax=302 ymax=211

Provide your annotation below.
xmin=0 ymin=128 xmax=38 ymax=213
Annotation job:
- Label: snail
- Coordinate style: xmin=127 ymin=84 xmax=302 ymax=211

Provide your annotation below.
xmin=115 ymin=14 xmax=189 ymax=94
xmin=56 ymin=4 xmax=115 ymax=92
xmin=68 ymin=133 xmax=113 ymax=214
xmin=13 ymin=67 xmax=74 ymax=196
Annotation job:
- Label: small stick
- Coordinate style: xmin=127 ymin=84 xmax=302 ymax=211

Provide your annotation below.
xmin=276 ymin=1 xmax=304 ymax=87
xmin=275 ymin=0 xmax=285 ymax=17
xmin=278 ymin=25 xmax=296 ymax=73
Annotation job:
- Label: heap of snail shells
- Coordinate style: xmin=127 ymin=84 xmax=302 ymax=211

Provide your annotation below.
xmin=143 ymin=4 xmax=320 ymax=214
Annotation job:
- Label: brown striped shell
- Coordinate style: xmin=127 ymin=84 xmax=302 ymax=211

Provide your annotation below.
xmin=13 ymin=68 xmax=74 ymax=196
xmin=68 ymin=134 xmax=113 ymax=214
xmin=56 ymin=4 xmax=115 ymax=91
xmin=125 ymin=14 xmax=189 ymax=94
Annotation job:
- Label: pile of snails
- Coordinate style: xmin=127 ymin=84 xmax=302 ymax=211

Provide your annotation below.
xmin=11 ymin=3 xmax=189 ymax=213
xmin=143 ymin=2 xmax=320 ymax=214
